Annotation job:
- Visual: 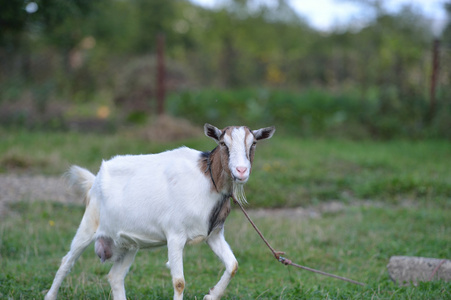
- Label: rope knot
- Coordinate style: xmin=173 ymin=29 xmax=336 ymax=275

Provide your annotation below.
xmin=279 ymin=256 xmax=292 ymax=265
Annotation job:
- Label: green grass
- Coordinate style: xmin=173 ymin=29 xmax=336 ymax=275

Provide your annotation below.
xmin=248 ymin=138 xmax=451 ymax=208
xmin=1 ymin=129 xmax=450 ymax=208
xmin=1 ymin=201 xmax=450 ymax=299
xmin=0 ymin=128 xmax=195 ymax=175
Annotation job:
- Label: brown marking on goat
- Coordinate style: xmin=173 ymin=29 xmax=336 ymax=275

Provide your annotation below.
xmin=187 ymin=235 xmax=206 ymax=245
xmin=243 ymin=126 xmax=252 ymax=141
xmin=208 ymin=287 xmax=215 ymax=296
xmin=199 ymin=146 xmax=231 ymax=193
xmin=231 ymin=261 xmax=238 ymax=277
xmin=93 ymin=215 xmax=99 ymax=230
xmin=199 ymin=147 xmax=229 ymax=192
xmin=219 ymin=126 xmax=233 ymax=139
xmin=244 ymin=126 xmax=257 ymax=166
xmin=174 ymin=278 xmax=185 ymax=295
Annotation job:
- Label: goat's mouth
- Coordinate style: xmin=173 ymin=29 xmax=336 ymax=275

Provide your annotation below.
xmin=232 ymin=174 xmax=248 ymax=184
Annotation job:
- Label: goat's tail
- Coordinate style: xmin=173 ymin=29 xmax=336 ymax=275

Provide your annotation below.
xmin=67 ymin=165 xmax=96 ymax=205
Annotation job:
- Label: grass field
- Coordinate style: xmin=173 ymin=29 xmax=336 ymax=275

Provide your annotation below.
xmin=1 ymin=201 xmax=450 ymax=299
xmin=1 ymin=129 xmax=450 ymax=299
xmin=1 ymin=128 xmax=450 ymax=208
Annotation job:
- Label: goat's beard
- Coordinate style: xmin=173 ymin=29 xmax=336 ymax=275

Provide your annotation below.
xmin=232 ymin=183 xmax=248 ymax=206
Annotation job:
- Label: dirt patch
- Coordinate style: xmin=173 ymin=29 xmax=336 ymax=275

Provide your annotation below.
xmin=0 ymin=174 xmax=79 ymax=216
xmin=0 ymin=173 xmax=381 ymax=218
xmin=249 ymin=201 xmax=347 ymax=219
xmin=0 ymin=173 xmax=348 ymax=218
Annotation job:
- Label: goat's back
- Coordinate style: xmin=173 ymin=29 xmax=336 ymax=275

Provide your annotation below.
xmin=91 ymin=147 xmax=221 ymax=247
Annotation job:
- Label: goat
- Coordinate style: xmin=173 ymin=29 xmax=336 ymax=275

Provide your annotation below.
xmin=45 ymin=123 xmax=275 ymax=300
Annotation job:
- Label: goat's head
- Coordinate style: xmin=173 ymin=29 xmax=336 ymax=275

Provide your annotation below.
xmin=204 ymin=123 xmax=275 ymax=185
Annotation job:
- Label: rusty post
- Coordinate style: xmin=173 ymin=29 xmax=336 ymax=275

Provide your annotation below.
xmin=429 ymin=39 xmax=440 ymax=120
xmin=156 ymin=33 xmax=166 ymax=115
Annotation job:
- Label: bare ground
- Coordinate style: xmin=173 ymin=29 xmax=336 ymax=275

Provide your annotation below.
xmin=0 ymin=174 xmax=376 ymax=217
xmin=0 ymin=174 xmax=79 ymax=216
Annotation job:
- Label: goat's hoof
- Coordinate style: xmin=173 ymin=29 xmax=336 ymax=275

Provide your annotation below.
xmin=204 ymin=291 xmax=220 ymax=300
xmin=44 ymin=293 xmax=56 ymax=300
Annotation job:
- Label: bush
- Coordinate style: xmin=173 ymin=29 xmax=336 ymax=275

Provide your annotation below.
xmin=167 ymin=87 xmax=450 ymax=139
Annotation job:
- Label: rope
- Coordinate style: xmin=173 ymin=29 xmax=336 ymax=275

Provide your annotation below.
xmin=428 ymin=259 xmax=446 ymax=281
xmin=232 ymin=195 xmax=366 ymax=287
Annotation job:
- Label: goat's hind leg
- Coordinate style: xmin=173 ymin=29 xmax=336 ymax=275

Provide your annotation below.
xmin=107 ymin=248 xmax=138 ymax=300
xmin=204 ymin=229 xmax=238 ymax=300
xmin=45 ymin=203 xmax=98 ymax=300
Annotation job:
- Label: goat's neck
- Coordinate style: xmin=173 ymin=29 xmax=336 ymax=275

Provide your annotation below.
xmin=202 ymin=146 xmax=232 ymax=195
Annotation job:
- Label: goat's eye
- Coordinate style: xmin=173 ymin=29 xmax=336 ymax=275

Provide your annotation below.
xmin=252 ymin=141 xmax=257 ymax=146
xmin=220 ymin=141 xmax=226 ymax=147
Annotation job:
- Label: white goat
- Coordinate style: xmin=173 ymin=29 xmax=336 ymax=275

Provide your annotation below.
xmin=45 ymin=123 xmax=275 ymax=300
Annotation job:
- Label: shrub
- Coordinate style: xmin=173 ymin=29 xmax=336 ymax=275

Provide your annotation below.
xmin=167 ymin=87 xmax=449 ymax=139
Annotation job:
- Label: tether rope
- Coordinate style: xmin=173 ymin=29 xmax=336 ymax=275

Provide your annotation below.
xmin=231 ymin=195 xmax=366 ymax=287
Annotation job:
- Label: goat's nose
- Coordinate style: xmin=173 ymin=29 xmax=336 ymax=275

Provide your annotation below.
xmin=236 ymin=167 xmax=248 ymax=176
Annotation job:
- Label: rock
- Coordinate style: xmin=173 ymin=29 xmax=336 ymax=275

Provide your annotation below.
xmin=387 ymin=256 xmax=451 ymax=286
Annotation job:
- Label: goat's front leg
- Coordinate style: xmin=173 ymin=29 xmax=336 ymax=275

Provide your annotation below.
xmin=204 ymin=229 xmax=238 ymax=300
xmin=167 ymin=237 xmax=186 ymax=300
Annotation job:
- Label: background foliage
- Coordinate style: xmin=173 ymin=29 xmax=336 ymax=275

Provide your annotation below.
xmin=0 ymin=0 xmax=450 ymax=138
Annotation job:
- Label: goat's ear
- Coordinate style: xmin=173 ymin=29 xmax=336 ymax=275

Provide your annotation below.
xmin=253 ymin=126 xmax=276 ymax=140
xmin=204 ymin=123 xmax=222 ymax=142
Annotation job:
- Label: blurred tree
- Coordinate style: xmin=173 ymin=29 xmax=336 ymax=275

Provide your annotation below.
xmin=0 ymin=0 xmax=103 ymax=82
xmin=25 ymin=0 xmax=103 ymax=71
xmin=0 ymin=0 xmax=29 ymax=81
xmin=87 ymin=1 xmax=140 ymax=54
xmin=191 ymin=0 xmax=312 ymax=87
xmin=133 ymin=0 xmax=176 ymax=53
xmin=0 ymin=0 xmax=27 ymax=48
xmin=443 ymin=1 xmax=451 ymax=46
xmin=0 ymin=0 xmax=442 ymax=128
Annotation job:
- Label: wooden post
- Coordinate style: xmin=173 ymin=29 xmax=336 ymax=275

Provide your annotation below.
xmin=429 ymin=39 xmax=440 ymax=120
xmin=156 ymin=34 xmax=166 ymax=115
